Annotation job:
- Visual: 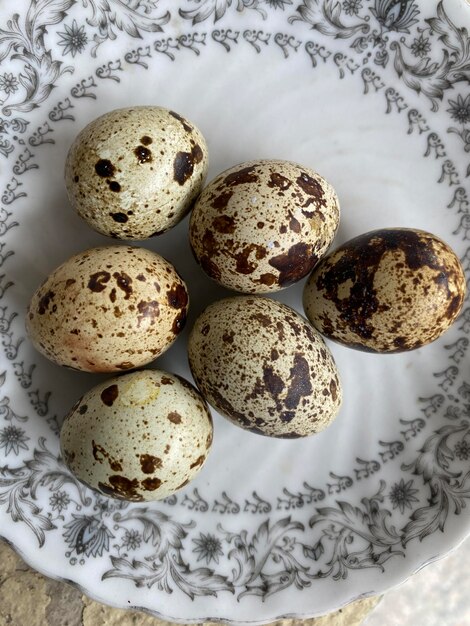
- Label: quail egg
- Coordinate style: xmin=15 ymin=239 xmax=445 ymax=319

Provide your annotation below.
xmin=65 ymin=106 xmax=208 ymax=239
xmin=26 ymin=245 xmax=189 ymax=372
xmin=188 ymin=296 xmax=342 ymax=438
xmin=189 ymin=159 xmax=340 ymax=293
xmin=303 ymin=228 xmax=466 ymax=353
xmin=60 ymin=370 xmax=213 ymax=501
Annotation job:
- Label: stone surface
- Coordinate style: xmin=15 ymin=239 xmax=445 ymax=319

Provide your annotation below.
xmin=45 ymin=577 xmax=85 ymax=626
xmin=0 ymin=539 xmax=379 ymax=626
xmin=80 ymin=596 xmax=380 ymax=626
xmin=80 ymin=597 xmax=379 ymax=626
xmin=269 ymin=600 xmax=382 ymax=626
xmin=0 ymin=568 xmax=50 ymax=626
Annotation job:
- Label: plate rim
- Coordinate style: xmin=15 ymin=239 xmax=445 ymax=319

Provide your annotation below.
xmin=0 ymin=0 xmax=469 ymax=622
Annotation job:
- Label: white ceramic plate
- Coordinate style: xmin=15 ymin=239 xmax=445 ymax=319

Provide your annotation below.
xmin=0 ymin=0 xmax=469 ymax=623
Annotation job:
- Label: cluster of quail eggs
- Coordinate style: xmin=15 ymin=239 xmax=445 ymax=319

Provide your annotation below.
xmin=26 ymin=106 xmax=467 ymax=503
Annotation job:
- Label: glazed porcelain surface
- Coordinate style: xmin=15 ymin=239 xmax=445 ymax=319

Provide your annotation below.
xmin=0 ymin=0 xmax=469 ymax=623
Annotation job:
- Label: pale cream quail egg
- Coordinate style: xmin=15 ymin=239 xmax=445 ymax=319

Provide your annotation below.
xmin=303 ymin=228 xmax=466 ymax=353
xmin=65 ymin=106 xmax=208 ymax=239
xmin=60 ymin=369 xmax=213 ymax=501
xmin=189 ymin=159 xmax=339 ymax=293
xmin=26 ymin=245 xmax=189 ymax=372
xmin=188 ymin=296 xmax=342 ymax=438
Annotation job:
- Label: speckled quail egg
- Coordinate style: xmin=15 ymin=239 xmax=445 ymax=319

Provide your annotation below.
xmin=60 ymin=370 xmax=213 ymax=502
xmin=26 ymin=245 xmax=189 ymax=372
xmin=65 ymin=106 xmax=208 ymax=239
xmin=189 ymin=159 xmax=340 ymax=293
xmin=303 ymin=228 xmax=467 ymax=353
xmin=188 ymin=296 xmax=342 ymax=438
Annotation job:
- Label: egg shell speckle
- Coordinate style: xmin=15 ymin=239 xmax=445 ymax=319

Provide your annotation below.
xmin=303 ymin=228 xmax=467 ymax=353
xmin=188 ymin=296 xmax=342 ymax=438
xmin=26 ymin=245 xmax=189 ymax=372
xmin=189 ymin=159 xmax=340 ymax=293
xmin=60 ymin=370 xmax=213 ymax=502
xmin=65 ymin=106 xmax=208 ymax=240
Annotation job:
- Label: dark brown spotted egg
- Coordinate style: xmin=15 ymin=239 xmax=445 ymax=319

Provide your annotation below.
xmin=60 ymin=370 xmax=213 ymax=502
xmin=65 ymin=106 xmax=208 ymax=239
xmin=189 ymin=160 xmax=340 ymax=293
xmin=188 ymin=296 xmax=342 ymax=438
xmin=303 ymin=228 xmax=466 ymax=353
xmin=26 ymin=245 xmax=189 ymax=372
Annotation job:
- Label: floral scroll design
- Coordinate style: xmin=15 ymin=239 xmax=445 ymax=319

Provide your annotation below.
xmin=448 ymin=94 xmax=470 ymax=175
xmin=178 ymin=0 xmax=293 ymax=25
xmin=289 ymin=1 xmax=470 ymax=167
xmin=1 ymin=396 xmax=469 ymax=599
xmin=0 ymin=0 xmax=170 ymax=117
xmin=0 ymin=0 xmax=468 ymax=607
xmin=0 ymin=438 xmax=91 ymax=546
xmin=306 ymin=415 xmax=470 ymax=582
xmin=57 ymin=19 xmax=88 ymax=57
xmin=0 ymin=0 xmax=468 ymax=154
xmin=289 ymin=1 xmax=470 ymax=106
xmin=104 ymin=513 xmax=315 ymax=599
xmin=103 ymin=508 xmax=234 ymax=598
xmin=391 ymin=3 xmax=470 ymax=111
xmin=165 ymin=1 xmax=470 ymax=170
